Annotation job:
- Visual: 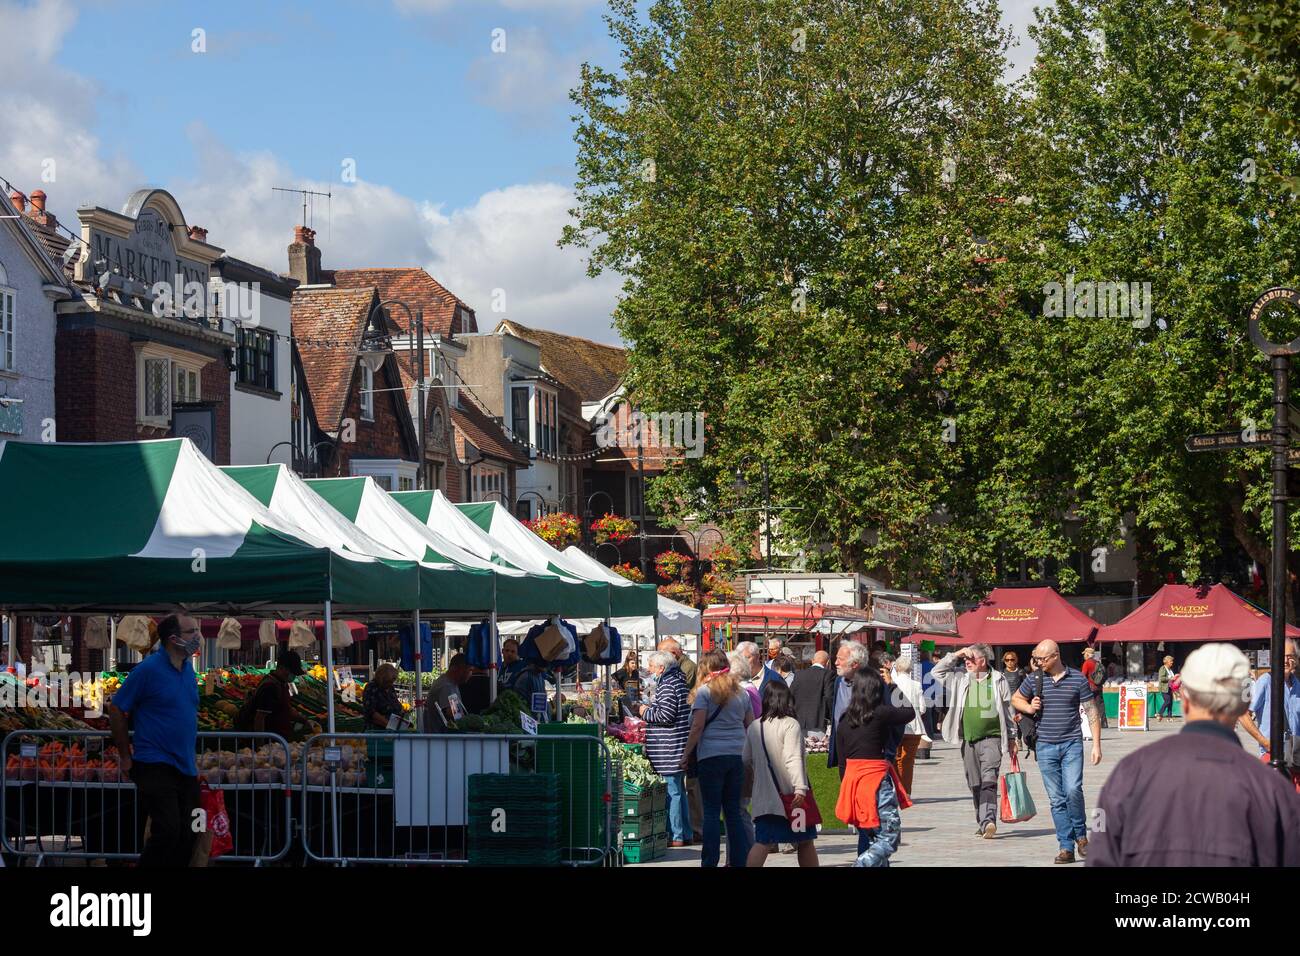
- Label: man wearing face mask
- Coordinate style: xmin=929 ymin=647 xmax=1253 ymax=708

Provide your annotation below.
xmin=109 ymin=614 xmax=202 ymax=867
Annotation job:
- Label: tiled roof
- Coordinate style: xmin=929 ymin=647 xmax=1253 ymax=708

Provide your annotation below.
xmin=452 ymin=389 xmax=528 ymax=466
xmin=498 ymin=320 xmax=626 ymax=403
xmin=291 ymin=286 xmax=378 ymax=431
xmin=330 ymin=268 xmax=477 ymax=339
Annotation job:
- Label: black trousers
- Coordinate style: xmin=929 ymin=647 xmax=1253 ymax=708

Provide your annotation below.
xmin=132 ymin=761 xmax=200 ymax=867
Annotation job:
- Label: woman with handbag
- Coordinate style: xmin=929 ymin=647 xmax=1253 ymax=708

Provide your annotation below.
xmin=834 ymin=665 xmax=915 ymax=867
xmin=1156 ymin=656 xmax=1178 ymax=721
xmin=679 ymin=649 xmax=754 ymax=867
xmin=742 ymin=679 xmax=820 ymax=867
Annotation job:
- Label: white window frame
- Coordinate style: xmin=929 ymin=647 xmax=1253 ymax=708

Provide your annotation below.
xmin=0 ymin=266 xmax=15 ymax=373
xmin=134 ymin=343 xmax=209 ymax=426
xmin=359 ymin=362 xmax=375 ymax=421
xmin=472 ymin=463 xmax=507 ymax=503
xmin=349 ymin=458 xmax=418 ymax=492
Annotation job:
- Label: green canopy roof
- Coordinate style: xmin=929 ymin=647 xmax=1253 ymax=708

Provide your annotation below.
xmin=449 ymin=499 xmax=658 ymax=617
xmin=222 ymin=464 xmax=496 ymax=613
xmin=306 ymin=477 xmax=608 ymax=618
xmin=0 ymin=439 xmax=404 ymax=614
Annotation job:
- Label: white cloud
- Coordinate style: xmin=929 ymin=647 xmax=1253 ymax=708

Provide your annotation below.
xmin=465 ymin=26 xmax=586 ymax=122
xmin=0 ymin=0 xmax=139 ymax=213
xmin=422 ymin=183 xmax=623 ymax=343
xmin=1001 ymin=0 xmax=1048 ymax=80
xmin=394 ymin=0 xmax=600 ymax=13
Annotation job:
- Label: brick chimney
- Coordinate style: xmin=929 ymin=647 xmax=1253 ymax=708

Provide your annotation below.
xmin=188 ymin=225 xmax=208 ymax=242
xmin=9 ymin=190 xmax=25 ymax=214
xmin=26 ymin=189 xmax=56 ymax=229
xmin=287 ymin=225 xmax=322 ymax=285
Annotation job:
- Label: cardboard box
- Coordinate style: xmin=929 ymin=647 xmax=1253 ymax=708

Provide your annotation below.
xmin=534 ymin=623 xmax=569 ymax=662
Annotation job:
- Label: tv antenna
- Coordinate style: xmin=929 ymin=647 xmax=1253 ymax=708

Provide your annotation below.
xmin=272 ymin=186 xmax=332 ymax=240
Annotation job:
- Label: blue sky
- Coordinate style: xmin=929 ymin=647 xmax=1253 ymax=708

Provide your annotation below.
xmin=1 ymin=0 xmax=1041 ymax=344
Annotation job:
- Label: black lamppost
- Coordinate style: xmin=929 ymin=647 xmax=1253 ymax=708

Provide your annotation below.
xmin=516 ymin=490 xmax=554 ymax=520
xmin=1247 ymin=288 xmax=1300 ymax=779
xmin=583 ymin=490 xmax=616 ymax=554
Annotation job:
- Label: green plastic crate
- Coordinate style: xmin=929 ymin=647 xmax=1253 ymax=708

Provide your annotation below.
xmin=622 ymin=837 xmax=653 ymax=865
xmin=653 ymin=832 xmax=669 ymax=859
xmin=652 ymin=808 xmax=668 ymax=837
xmin=620 ymin=812 xmax=657 ymax=841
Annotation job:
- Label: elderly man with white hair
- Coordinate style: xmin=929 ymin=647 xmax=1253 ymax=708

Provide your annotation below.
xmin=827 ymin=639 xmax=871 ymax=776
xmin=736 ymin=641 xmax=776 ymax=709
xmin=933 ymin=642 xmax=1015 ymax=840
xmin=630 ymin=650 xmax=694 ymax=846
xmin=1089 ymin=643 xmax=1300 ymax=866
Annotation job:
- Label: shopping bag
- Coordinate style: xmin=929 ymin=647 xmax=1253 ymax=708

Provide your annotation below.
xmin=199 ymin=783 xmax=234 ymax=861
xmin=998 ymin=752 xmax=1036 ymax=823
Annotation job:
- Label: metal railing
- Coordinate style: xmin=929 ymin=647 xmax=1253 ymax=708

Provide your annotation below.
xmin=2 ymin=730 xmax=292 ymax=865
xmin=299 ymin=732 xmax=615 ymax=866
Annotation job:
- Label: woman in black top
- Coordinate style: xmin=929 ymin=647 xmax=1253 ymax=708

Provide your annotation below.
xmin=835 ymin=667 xmax=915 ymax=866
xmin=1001 ymin=652 xmax=1026 ymax=751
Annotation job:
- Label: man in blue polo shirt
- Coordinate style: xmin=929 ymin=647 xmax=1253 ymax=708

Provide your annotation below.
xmin=1012 ymin=640 xmax=1103 ymax=864
xmin=108 ymin=614 xmax=201 ymax=867
xmin=1238 ymin=637 xmax=1300 ymax=762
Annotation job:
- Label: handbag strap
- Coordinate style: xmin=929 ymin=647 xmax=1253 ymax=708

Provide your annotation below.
xmin=759 ymin=721 xmax=785 ymax=794
xmin=1009 ymin=749 xmax=1021 ymax=775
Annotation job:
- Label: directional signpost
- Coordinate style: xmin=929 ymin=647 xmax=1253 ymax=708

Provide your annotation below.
xmin=1185 ymin=288 xmax=1300 ymax=778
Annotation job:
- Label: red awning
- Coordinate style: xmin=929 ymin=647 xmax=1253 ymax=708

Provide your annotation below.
xmin=1096 ymin=583 xmax=1300 ymax=643
xmin=701 ymin=602 xmax=873 ymax=635
xmin=199 ymin=618 xmax=368 ymax=644
xmin=953 ymin=587 xmax=1097 ymax=646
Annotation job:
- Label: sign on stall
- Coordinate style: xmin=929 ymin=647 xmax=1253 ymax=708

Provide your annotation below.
xmin=520 ymin=712 xmax=539 ymax=736
xmin=1117 ymin=682 xmax=1148 ymax=731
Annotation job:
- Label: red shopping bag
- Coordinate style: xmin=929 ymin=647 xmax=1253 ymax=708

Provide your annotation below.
xmin=199 ymin=783 xmax=234 ymax=860
xmin=998 ymin=751 xmax=1037 ymax=823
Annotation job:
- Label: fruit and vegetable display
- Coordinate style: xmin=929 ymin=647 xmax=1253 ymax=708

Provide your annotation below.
xmin=605 ymin=736 xmax=662 ymax=788
xmin=452 ymin=690 xmax=528 ymax=734
xmin=604 ymin=716 xmax=646 ymax=744
xmin=197 ymin=740 xmax=370 ymax=788
xmin=193 ymin=667 xmax=369 ymax=737
xmin=4 ymin=740 xmax=125 ymax=783
xmin=804 ymin=731 xmax=829 ymax=754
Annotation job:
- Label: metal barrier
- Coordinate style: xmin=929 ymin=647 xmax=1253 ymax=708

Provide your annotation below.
xmin=299 ymin=732 xmax=615 ymax=866
xmin=1 ymin=730 xmax=292 ymax=865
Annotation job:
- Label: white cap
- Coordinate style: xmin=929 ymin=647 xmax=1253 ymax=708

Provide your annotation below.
xmin=1178 ymin=644 xmax=1251 ymax=697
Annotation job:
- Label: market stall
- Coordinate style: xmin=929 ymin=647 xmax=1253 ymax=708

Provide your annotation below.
xmin=701 ymin=602 xmax=874 ymax=660
xmin=1095 ymin=583 xmax=1300 ymax=720
xmin=922 ymin=586 xmax=1098 ymax=650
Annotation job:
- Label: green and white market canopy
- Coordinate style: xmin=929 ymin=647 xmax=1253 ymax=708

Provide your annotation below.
xmin=306 ymin=477 xmax=605 ymax=618
xmin=222 ymin=464 xmax=495 ymax=613
xmin=453 ymin=499 xmax=657 ymax=618
xmin=0 ymin=439 xmax=403 ymax=614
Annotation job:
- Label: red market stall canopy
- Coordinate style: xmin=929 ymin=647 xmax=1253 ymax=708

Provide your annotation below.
xmin=702 ymin=602 xmax=874 ymax=637
xmin=1096 ymin=583 xmax=1300 ymax=643
xmin=931 ymin=586 xmax=1098 ymax=648
xmin=199 ymin=618 xmax=369 ymax=644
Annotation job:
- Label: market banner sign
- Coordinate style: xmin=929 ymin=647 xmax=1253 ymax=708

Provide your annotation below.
xmin=1118 ymin=682 xmax=1148 ymax=731
xmin=915 ymin=602 xmax=957 ymax=633
xmin=868 ymin=598 xmax=957 ymax=633
xmin=871 ymin=597 xmax=917 ymax=630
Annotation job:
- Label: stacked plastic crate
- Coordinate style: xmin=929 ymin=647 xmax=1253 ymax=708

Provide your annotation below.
xmin=467 ymin=772 xmax=562 ymax=866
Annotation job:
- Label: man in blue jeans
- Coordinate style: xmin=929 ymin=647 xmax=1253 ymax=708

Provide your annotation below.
xmin=1012 ymin=640 xmax=1102 ymax=864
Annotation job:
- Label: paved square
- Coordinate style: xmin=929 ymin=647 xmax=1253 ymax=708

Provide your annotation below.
xmin=644 ymin=720 xmax=1252 ymax=867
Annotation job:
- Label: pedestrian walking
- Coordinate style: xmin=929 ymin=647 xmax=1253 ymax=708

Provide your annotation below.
xmin=774 ymin=653 xmax=795 ymax=687
xmin=107 ymin=614 xmax=202 ymax=867
xmin=632 ymin=650 xmax=694 ymax=846
xmin=891 ymin=653 xmax=929 ymax=795
xmin=742 ymin=680 xmax=819 ymax=867
xmin=1155 ymin=655 xmax=1177 ymax=722
xmin=1237 ymin=637 xmax=1300 ymax=767
xmin=1011 ymin=640 xmax=1103 ymax=864
xmin=1082 ymin=647 xmax=1109 ymax=729
xmin=1089 ymin=643 xmax=1300 ymax=866
xmin=932 ymin=643 xmax=1015 ymax=839
xmin=679 ymin=649 xmax=754 ymax=867
xmin=834 ymin=665 xmax=915 ymax=866
xmin=1001 ymin=651 xmax=1027 ymax=753
xmin=792 ymin=649 xmax=833 ymax=733
xmin=738 ymin=640 xmax=776 ymax=702
xmin=827 ymin=640 xmax=870 ymax=775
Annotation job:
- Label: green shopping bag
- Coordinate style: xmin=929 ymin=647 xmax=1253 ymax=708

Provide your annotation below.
xmin=999 ymin=751 xmax=1037 ymax=823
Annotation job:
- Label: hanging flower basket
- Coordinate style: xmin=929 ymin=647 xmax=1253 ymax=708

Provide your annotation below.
xmin=525 ymin=512 xmax=581 ymax=550
xmin=591 ymin=512 xmax=637 ymax=545
xmin=611 ymin=562 xmax=645 ymax=583
xmin=658 ymin=581 xmax=700 ymax=606
xmin=654 ymin=550 xmax=692 ymax=582
xmin=702 ymin=572 xmax=740 ymax=604
xmin=709 ymin=543 xmax=742 ymax=575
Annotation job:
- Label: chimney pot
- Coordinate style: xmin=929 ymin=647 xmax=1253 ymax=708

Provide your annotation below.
xmin=288 ymin=226 xmax=323 ymax=285
xmin=188 ymin=225 xmax=208 ymax=242
xmin=9 ymin=190 xmax=26 ymax=214
xmin=293 ymin=225 xmax=315 ymax=246
xmin=29 ymin=189 xmax=46 ymax=213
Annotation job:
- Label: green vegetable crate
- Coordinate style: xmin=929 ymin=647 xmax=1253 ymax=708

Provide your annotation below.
xmin=537 ymin=724 xmax=617 ymax=857
xmin=467 ymin=773 xmax=562 ymax=866
xmin=623 ymin=836 xmax=655 ymax=864
xmin=621 ymin=811 xmax=657 ymax=841
xmin=653 ymin=831 xmax=669 ymax=858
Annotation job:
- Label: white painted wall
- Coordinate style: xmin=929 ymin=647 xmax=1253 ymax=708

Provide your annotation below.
xmin=0 ymin=225 xmax=58 ymax=443
xmin=217 ymin=278 xmax=293 ymax=466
